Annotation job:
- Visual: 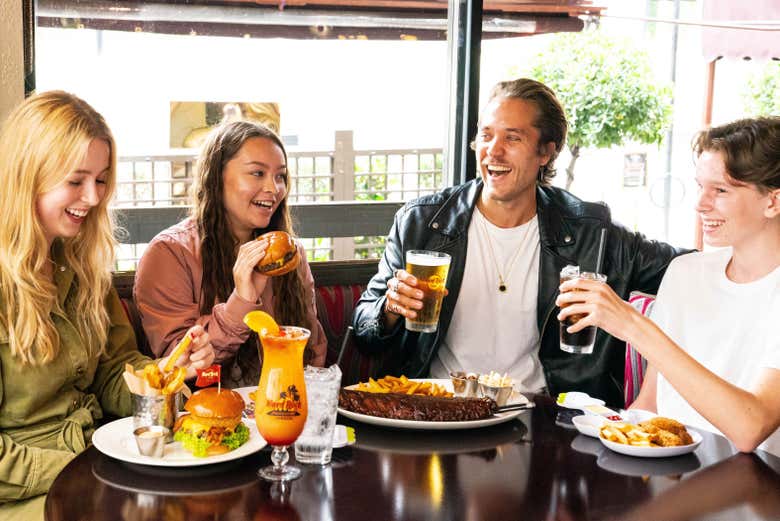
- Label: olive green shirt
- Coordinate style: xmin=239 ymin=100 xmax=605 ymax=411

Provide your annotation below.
xmin=0 ymin=252 xmax=150 ymax=502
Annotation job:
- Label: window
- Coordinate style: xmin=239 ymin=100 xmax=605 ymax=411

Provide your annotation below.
xmin=32 ymin=0 xmax=602 ymax=265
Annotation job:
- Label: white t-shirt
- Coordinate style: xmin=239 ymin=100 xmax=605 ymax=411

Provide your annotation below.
xmin=429 ymin=209 xmax=546 ymax=392
xmin=651 ymin=248 xmax=780 ymax=456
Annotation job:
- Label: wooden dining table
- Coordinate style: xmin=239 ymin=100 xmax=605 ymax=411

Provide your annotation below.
xmin=45 ymin=395 xmax=780 ymax=521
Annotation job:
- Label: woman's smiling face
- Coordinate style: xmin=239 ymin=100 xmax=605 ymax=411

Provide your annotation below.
xmin=35 ymin=138 xmax=109 ymax=246
xmin=221 ymin=137 xmax=288 ymax=242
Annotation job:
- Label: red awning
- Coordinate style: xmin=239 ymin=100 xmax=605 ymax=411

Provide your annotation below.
xmin=702 ymin=0 xmax=780 ymax=61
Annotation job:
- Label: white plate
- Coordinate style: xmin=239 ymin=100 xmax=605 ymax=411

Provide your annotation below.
xmin=92 ymin=416 xmax=266 ymax=467
xmin=572 ymin=415 xmax=605 ymax=438
xmin=573 ymin=410 xmax=658 ymax=438
xmin=337 ymin=379 xmax=533 ymax=431
xmin=557 ymin=391 xmax=605 ymax=409
xmin=599 ymin=428 xmax=703 ymax=458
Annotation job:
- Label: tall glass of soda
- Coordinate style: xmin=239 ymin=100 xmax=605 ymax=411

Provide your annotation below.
xmin=559 ymin=267 xmax=607 ymax=354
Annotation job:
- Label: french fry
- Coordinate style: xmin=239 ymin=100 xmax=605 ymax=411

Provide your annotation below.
xmin=144 ymin=364 xmax=165 ymax=390
xmin=162 ymin=367 xmax=187 ymax=395
xmin=163 ymin=333 xmax=192 ymax=373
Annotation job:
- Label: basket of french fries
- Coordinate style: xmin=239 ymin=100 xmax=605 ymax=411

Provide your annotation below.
xmin=598 ymin=417 xmax=702 ymax=458
xmin=123 ymin=338 xmax=193 ymax=441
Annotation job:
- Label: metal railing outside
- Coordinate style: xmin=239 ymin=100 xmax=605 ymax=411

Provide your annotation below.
xmin=113 ymin=131 xmax=444 ymax=268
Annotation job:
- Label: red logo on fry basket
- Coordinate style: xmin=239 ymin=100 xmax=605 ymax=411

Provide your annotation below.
xmin=195 ymin=364 xmax=221 ymax=387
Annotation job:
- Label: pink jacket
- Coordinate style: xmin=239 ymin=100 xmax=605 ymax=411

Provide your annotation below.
xmin=133 ymin=218 xmax=326 ymax=369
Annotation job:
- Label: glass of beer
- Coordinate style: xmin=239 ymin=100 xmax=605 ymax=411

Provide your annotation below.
xmin=405 ymin=250 xmax=451 ymax=333
xmin=559 ymin=267 xmax=607 ymax=354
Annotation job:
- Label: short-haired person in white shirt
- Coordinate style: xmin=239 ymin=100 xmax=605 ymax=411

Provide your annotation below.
xmin=557 ymin=116 xmax=780 ymax=455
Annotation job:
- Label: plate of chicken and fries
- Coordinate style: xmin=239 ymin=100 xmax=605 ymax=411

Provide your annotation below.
xmin=597 ymin=416 xmax=702 ymax=458
xmin=337 ymin=375 xmax=534 ymax=430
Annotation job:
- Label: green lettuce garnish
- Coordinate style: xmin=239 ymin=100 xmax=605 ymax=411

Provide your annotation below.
xmin=222 ymin=423 xmax=250 ymax=451
xmin=174 ymin=423 xmax=250 ymax=457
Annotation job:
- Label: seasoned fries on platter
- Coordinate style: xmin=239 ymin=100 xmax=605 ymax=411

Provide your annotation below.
xmin=354 ymin=376 xmax=453 ymax=397
xmin=599 ymin=417 xmax=693 ymax=447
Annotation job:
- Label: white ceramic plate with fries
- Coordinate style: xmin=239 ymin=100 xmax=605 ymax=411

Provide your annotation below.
xmin=92 ymin=417 xmax=266 ymax=467
xmin=573 ymin=410 xmax=657 ymax=438
xmin=338 ymin=378 xmax=533 ymax=430
xmin=599 ymin=424 xmax=702 ymax=458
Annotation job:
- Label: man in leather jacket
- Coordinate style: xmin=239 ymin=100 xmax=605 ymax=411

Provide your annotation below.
xmin=351 ymin=78 xmax=688 ymax=406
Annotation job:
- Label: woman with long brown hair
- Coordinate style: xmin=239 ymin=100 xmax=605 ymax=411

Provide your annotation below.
xmin=135 ymin=121 xmax=326 ymax=388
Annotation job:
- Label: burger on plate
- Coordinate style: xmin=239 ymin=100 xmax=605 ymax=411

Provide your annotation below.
xmin=173 ymin=387 xmax=250 ymax=457
xmin=255 ymin=231 xmax=300 ymax=276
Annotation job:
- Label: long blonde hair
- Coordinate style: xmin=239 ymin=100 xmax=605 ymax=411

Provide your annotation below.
xmin=0 ymin=91 xmax=118 ymax=365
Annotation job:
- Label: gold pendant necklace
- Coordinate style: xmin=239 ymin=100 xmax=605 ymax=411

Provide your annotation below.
xmin=479 ymin=213 xmax=529 ymax=293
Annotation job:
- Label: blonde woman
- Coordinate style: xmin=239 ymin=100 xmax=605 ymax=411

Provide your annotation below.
xmin=0 ymin=91 xmax=214 ymax=519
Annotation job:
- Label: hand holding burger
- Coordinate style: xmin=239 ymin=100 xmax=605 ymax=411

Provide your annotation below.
xmin=254 ymin=231 xmax=300 ymax=276
xmin=233 ymin=231 xmax=300 ymax=304
xmin=173 ymin=387 xmax=250 ymax=457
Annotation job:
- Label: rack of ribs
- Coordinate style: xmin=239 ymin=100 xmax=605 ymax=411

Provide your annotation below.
xmin=339 ymin=389 xmax=497 ymax=421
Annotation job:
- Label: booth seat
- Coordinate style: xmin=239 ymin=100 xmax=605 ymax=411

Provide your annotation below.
xmin=112 ymin=263 xmax=389 ymax=387
xmin=115 ymin=272 xmax=656 ymax=397
xmin=624 ymin=291 xmax=655 ymax=408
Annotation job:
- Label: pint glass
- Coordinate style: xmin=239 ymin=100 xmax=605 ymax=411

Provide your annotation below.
xmin=405 ymin=250 xmax=451 ymax=333
xmin=559 ymin=267 xmax=607 ymax=354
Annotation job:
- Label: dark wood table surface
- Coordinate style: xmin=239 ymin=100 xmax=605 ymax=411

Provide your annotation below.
xmin=45 ymin=395 xmax=780 ymax=521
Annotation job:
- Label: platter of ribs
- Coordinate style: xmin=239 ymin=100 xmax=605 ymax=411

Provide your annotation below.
xmin=337 ymin=379 xmax=533 ymax=430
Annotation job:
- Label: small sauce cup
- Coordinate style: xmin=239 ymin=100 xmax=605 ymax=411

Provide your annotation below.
xmin=478 ymin=383 xmax=513 ymax=407
xmin=450 ymin=371 xmax=480 ymax=397
xmin=133 ymin=425 xmax=169 ymax=458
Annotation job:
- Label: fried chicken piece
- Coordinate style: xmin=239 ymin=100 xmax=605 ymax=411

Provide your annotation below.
xmin=639 ymin=417 xmax=693 ymax=446
xmin=655 ymin=429 xmax=685 ymax=447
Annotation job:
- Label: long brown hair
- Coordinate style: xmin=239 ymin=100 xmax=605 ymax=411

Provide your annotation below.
xmin=190 ymin=121 xmax=308 ymax=331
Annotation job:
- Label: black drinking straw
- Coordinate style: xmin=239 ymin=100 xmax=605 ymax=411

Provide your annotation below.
xmin=336 ymin=326 xmax=353 ymax=367
xmin=595 ymin=228 xmax=608 ymax=274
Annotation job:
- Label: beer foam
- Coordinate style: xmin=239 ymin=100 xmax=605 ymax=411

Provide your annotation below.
xmin=406 ymin=252 xmax=450 ymax=266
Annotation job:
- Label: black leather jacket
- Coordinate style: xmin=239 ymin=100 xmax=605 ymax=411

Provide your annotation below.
xmin=352 ymin=179 xmax=687 ymax=406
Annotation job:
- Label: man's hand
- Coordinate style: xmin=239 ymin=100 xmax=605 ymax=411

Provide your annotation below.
xmin=383 ymin=269 xmax=425 ymax=329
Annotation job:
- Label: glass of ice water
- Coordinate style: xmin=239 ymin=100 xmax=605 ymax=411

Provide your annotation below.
xmin=294 ymin=364 xmax=342 ymax=465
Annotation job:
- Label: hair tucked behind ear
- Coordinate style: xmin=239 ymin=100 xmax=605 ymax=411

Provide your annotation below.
xmin=191 ymin=121 xmax=309 ymax=340
xmin=0 ymin=91 xmax=117 ymax=365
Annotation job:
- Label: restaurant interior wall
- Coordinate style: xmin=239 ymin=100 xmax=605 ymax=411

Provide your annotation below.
xmin=0 ymin=0 xmax=24 ymax=123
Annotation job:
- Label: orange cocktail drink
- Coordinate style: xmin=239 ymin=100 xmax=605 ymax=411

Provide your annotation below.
xmin=255 ymin=326 xmax=310 ymax=447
